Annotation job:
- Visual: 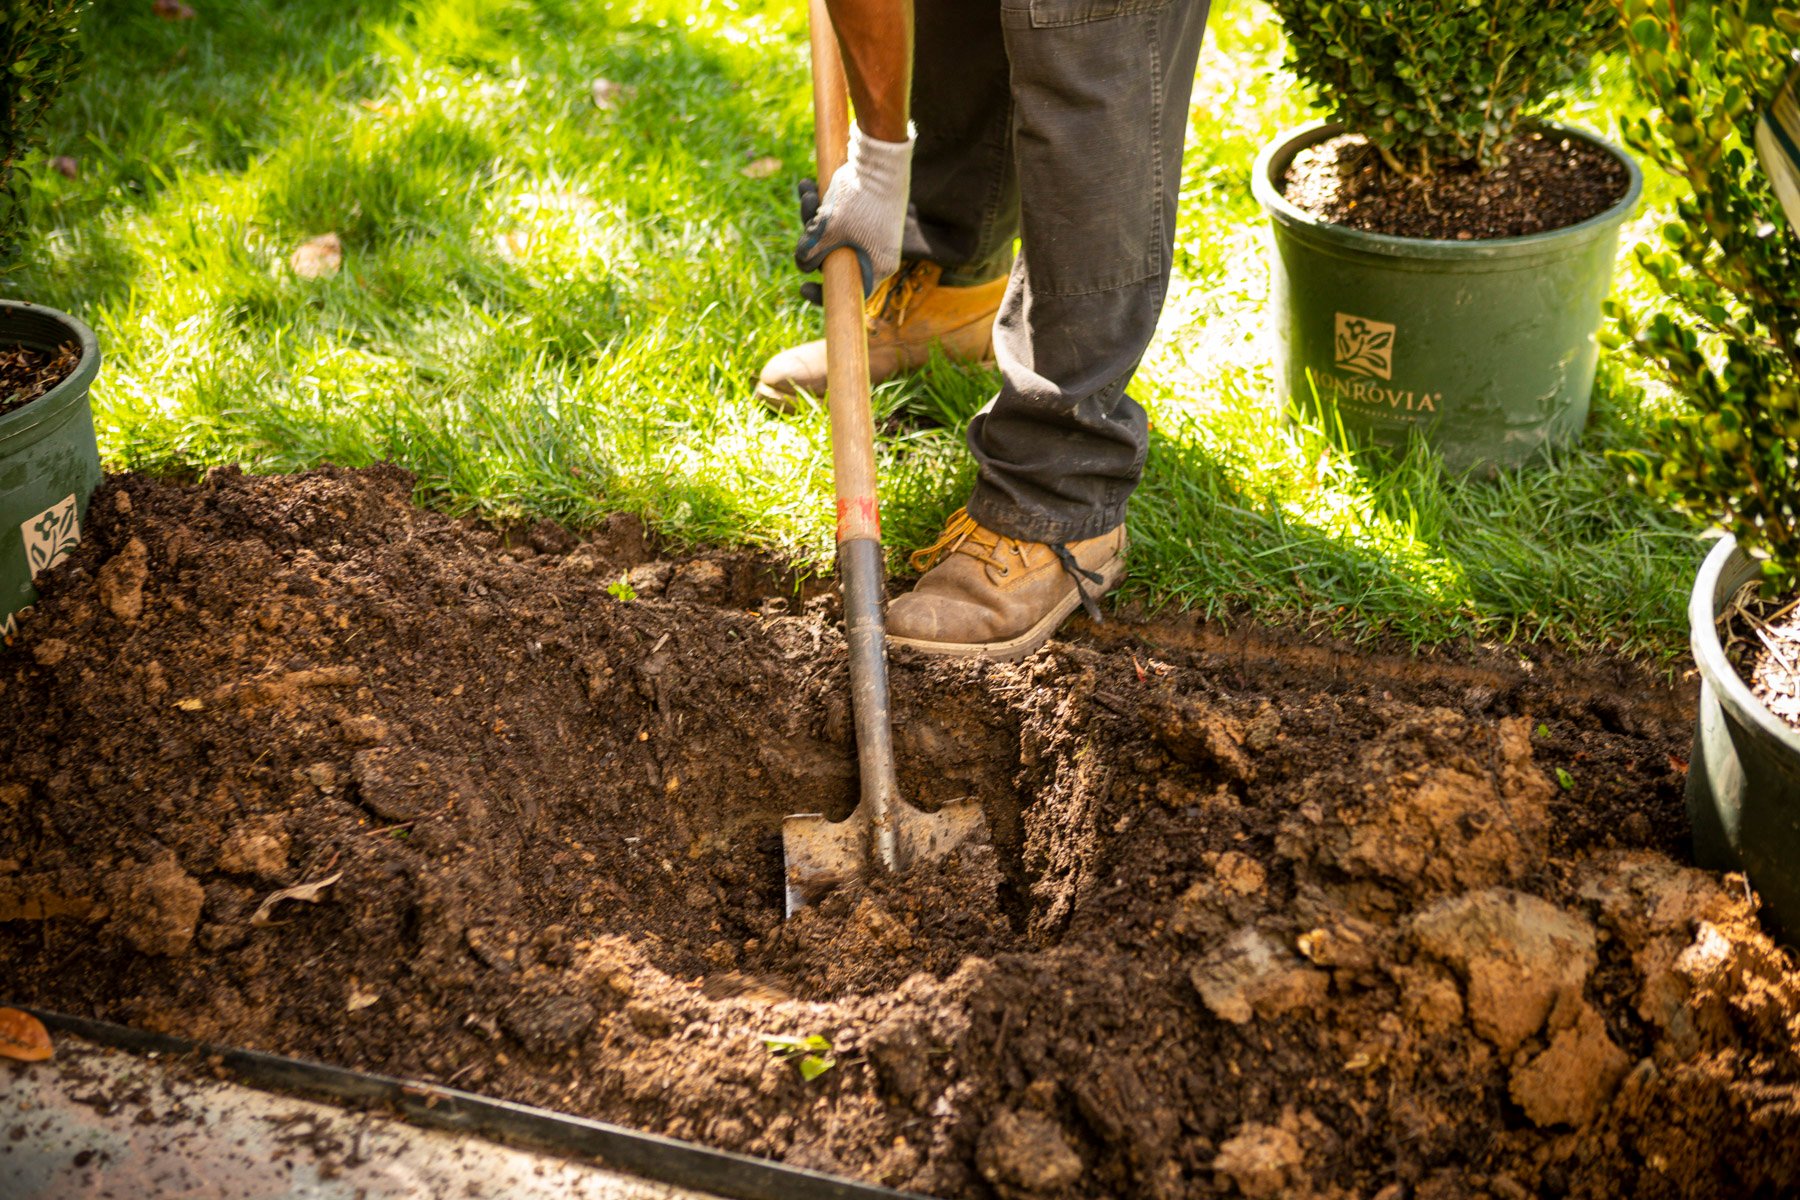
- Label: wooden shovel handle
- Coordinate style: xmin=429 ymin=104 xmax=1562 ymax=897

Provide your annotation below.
xmin=807 ymin=0 xmax=881 ymax=545
xmin=807 ymin=0 xmax=902 ymax=873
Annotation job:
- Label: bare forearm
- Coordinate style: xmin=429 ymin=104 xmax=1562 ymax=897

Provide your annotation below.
xmin=823 ymin=0 xmax=912 ymax=142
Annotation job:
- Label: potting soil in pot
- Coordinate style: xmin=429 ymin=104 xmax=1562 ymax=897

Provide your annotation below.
xmin=0 ymin=342 xmax=80 ymax=419
xmin=1283 ymin=131 xmax=1631 ymax=240
xmin=3 ymin=466 xmax=1798 ymax=1199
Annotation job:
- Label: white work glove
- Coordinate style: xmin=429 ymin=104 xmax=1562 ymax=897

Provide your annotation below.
xmin=795 ymin=122 xmax=914 ymax=296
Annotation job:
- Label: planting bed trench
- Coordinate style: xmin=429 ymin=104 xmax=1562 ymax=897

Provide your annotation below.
xmin=3 ymin=465 xmax=1799 ymax=1199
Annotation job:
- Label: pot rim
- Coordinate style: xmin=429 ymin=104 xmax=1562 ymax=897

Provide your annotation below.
xmin=1251 ymin=120 xmax=1645 ymax=261
xmin=1690 ymin=533 xmax=1800 ymax=757
xmin=0 ymin=299 xmax=101 ymax=452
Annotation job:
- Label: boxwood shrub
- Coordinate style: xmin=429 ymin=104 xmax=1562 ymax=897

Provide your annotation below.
xmin=1610 ymin=0 xmax=1800 ymax=585
xmin=0 ymin=0 xmax=85 ymax=272
xmin=1266 ymin=0 xmax=1618 ymax=176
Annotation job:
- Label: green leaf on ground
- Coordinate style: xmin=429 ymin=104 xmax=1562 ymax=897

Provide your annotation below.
xmin=762 ymin=1032 xmax=836 ymax=1081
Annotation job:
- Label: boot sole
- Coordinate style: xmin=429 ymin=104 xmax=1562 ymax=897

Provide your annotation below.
xmin=887 ymin=552 xmax=1128 ymax=663
xmin=754 ymin=380 xmax=809 ymax=414
xmin=755 ymin=335 xmax=999 ymax=412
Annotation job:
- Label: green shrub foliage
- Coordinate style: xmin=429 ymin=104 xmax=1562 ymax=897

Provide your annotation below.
xmin=0 ymin=1 xmax=84 ymax=271
xmin=1610 ymin=1 xmax=1800 ymax=585
xmin=1267 ymin=0 xmax=1617 ymax=176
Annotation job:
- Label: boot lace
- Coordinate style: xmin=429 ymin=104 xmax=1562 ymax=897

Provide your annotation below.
xmin=908 ymin=507 xmax=1025 ymax=576
xmin=908 ymin=508 xmax=1107 ymax=624
xmin=867 ymin=260 xmax=936 ymax=327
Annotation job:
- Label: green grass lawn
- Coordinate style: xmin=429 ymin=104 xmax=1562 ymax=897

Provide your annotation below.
xmin=13 ymin=0 xmax=1704 ymax=660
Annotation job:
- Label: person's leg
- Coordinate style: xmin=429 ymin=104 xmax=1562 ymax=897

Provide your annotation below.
xmin=965 ymin=0 xmax=1213 ymax=544
xmin=757 ymin=0 xmax=1021 ymax=408
xmin=886 ymin=0 xmax=1212 ymax=660
xmin=904 ymin=0 xmax=1020 ymax=286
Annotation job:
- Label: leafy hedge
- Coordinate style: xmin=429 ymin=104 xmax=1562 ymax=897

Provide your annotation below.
xmin=1266 ymin=0 xmax=1617 ymax=176
xmin=1610 ymin=0 xmax=1800 ymax=585
xmin=0 ymin=1 xmax=85 ymax=273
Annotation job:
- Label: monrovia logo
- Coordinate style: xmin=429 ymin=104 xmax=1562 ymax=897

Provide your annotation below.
xmin=1334 ymin=312 xmax=1395 ymax=380
xmin=22 ymin=494 xmax=80 ymax=576
xmin=1317 ymin=372 xmax=1441 ymax=414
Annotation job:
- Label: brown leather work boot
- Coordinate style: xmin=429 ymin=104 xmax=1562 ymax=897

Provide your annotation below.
xmin=756 ymin=261 xmax=1007 ymax=411
xmin=887 ymin=508 xmax=1127 ymax=661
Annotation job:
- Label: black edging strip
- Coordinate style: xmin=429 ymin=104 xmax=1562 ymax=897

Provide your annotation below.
xmin=23 ymin=1008 xmax=930 ymax=1200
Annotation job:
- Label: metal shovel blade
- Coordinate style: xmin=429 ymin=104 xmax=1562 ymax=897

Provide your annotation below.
xmin=782 ymin=797 xmax=989 ymax=917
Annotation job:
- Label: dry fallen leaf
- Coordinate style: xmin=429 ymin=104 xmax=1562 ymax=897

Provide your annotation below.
xmin=740 ymin=156 xmax=782 ymax=181
xmin=0 ymin=1008 xmax=52 ymax=1063
xmin=289 ymin=233 xmax=343 ymax=280
xmin=250 ymin=870 xmax=343 ymax=926
xmin=153 ymin=0 xmax=196 ymax=20
xmin=590 ymin=78 xmax=634 ymax=111
xmin=50 ymin=156 xmax=78 ymax=180
xmin=346 ymin=983 xmax=380 ymax=1012
xmin=175 ymin=697 xmax=204 ymax=712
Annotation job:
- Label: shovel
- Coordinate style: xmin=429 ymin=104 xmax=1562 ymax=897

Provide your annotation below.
xmin=781 ymin=0 xmax=989 ymax=917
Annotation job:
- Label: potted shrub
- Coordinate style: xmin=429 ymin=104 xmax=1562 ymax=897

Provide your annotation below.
xmin=0 ymin=0 xmax=100 ymax=641
xmin=1253 ymin=0 xmax=1641 ymax=472
xmin=1610 ymin=1 xmax=1800 ymax=931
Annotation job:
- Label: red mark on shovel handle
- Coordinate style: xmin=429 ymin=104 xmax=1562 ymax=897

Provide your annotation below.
xmin=836 ymin=495 xmax=881 ymax=541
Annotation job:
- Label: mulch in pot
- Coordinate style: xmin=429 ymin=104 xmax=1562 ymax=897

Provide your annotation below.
xmin=0 ymin=342 xmax=80 ymax=419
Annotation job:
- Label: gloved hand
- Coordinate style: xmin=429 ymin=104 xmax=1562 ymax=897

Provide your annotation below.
xmin=795 ymin=122 xmax=914 ymax=297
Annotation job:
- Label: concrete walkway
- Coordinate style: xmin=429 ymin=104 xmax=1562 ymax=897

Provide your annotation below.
xmin=2 ymin=1038 xmax=717 ymax=1199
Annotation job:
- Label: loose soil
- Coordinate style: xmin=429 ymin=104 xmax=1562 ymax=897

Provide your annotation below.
xmin=1282 ymin=132 xmax=1631 ymax=240
xmin=5 ymin=465 xmax=1800 ymax=1199
xmin=0 ymin=342 xmax=80 ymax=419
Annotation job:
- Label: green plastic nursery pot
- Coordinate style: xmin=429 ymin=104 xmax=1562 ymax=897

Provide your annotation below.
xmin=0 ymin=300 xmax=102 ymax=638
xmin=1687 ymin=536 xmax=1800 ymax=936
xmin=1252 ymin=122 xmax=1643 ymax=473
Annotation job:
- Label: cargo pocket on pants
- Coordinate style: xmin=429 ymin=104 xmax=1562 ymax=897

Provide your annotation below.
xmin=1001 ymin=1 xmax=1170 ymax=295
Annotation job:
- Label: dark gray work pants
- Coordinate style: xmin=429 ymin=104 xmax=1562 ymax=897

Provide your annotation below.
xmin=902 ymin=0 xmax=1212 ymax=544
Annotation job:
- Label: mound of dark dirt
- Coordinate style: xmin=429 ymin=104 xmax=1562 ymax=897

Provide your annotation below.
xmin=3 ymin=466 xmax=1798 ymax=1199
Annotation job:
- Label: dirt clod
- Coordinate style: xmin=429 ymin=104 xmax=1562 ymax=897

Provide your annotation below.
xmin=96 ymin=537 xmax=149 ymax=622
xmin=1410 ymin=888 xmax=1597 ymax=1053
xmin=108 ymin=857 xmax=204 ymax=957
xmin=1212 ymin=1118 xmax=1308 ymax=1199
xmin=977 ymin=1107 xmax=1084 ymax=1195
xmin=1508 ymin=999 xmax=1631 ymax=1128
xmin=217 ymin=819 xmax=290 ymax=881
xmin=667 ymin=559 xmax=729 ymax=604
xmin=1292 ymin=713 xmax=1550 ymax=901
xmin=526 ymin=518 xmax=577 ymax=556
xmin=1150 ymin=694 xmax=1257 ymax=782
xmin=31 ymin=638 xmax=71 ymax=667
xmin=501 ymin=995 xmax=598 ymax=1056
xmin=1191 ymin=926 xmax=1329 ymax=1025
